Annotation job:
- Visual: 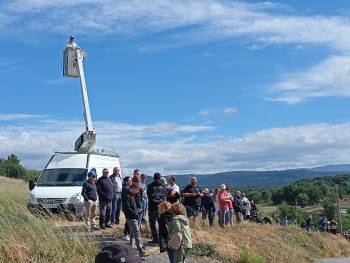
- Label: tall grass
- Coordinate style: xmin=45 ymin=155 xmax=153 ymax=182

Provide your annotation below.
xmin=192 ymin=219 xmax=350 ymax=263
xmin=0 ymin=180 xmax=97 ymax=263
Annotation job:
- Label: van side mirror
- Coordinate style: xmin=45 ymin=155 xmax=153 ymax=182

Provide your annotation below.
xmin=29 ymin=179 xmax=36 ymax=191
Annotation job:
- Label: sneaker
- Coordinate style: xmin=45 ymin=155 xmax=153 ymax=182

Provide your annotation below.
xmin=105 ymin=224 xmax=113 ymax=228
xmin=100 ymin=225 xmax=106 ymax=230
xmin=122 ymin=235 xmax=130 ymax=241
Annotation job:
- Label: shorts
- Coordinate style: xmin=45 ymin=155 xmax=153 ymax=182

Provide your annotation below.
xmin=185 ymin=206 xmax=200 ymax=218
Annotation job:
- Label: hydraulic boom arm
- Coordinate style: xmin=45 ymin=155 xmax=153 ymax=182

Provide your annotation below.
xmin=63 ymin=36 xmax=96 ymax=153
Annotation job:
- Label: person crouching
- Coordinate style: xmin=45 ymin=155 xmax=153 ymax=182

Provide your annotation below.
xmin=122 ymin=183 xmax=147 ymax=257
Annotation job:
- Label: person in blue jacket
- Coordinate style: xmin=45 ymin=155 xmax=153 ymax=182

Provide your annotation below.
xmin=234 ymin=191 xmax=243 ymax=224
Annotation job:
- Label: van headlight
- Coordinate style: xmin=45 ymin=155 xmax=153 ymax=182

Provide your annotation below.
xmin=69 ymin=193 xmax=82 ymax=204
xmin=28 ymin=193 xmax=37 ymax=205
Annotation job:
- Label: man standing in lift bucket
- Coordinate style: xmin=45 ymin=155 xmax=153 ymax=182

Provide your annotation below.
xmin=96 ymin=168 xmax=114 ymax=229
xmin=81 ymin=169 xmax=99 ymax=231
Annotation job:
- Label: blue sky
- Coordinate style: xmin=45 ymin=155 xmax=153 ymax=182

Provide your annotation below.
xmin=2 ymin=0 xmax=350 ymax=174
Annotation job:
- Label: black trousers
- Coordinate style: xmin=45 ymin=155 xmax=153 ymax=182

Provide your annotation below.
xmin=99 ymin=200 xmax=112 ymax=226
xmin=148 ymin=210 xmax=159 ymax=242
xmin=202 ymin=207 xmax=214 ymax=226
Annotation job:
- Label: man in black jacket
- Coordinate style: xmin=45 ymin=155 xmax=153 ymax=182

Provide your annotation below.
xmin=182 ymin=177 xmax=202 ymax=222
xmin=81 ymin=170 xmax=98 ymax=231
xmin=146 ymin=172 xmax=167 ymax=244
xmin=96 ymin=168 xmax=114 ymax=229
xmin=201 ymin=188 xmax=215 ymax=226
xmin=122 ymin=183 xmax=146 ymax=257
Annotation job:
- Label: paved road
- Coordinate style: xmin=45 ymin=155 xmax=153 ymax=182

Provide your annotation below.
xmin=315 ymin=258 xmax=350 ymax=263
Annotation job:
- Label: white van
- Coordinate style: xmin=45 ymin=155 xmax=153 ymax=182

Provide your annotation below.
xmin=27 ymin=151 xmax=120 ymax=217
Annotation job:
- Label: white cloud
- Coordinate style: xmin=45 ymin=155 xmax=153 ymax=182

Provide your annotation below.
xmin=1 ymin=115 xmax=350 ymax=174
xmin=223 ymin=107 xmax=237 ymax=115
xmin=269 ymin=55 xmax=350 ymax=104
xmin=2 ymin=1 xmax=350 ymax=103
xmin=0 ymin=113 xmax=48 ymax=121
xmin=1 ymin=1 xmax=350 ymax=103
xmin=0 ymin=0 xmax=350 ymax=52
xmin=199 ymin=107 xmax=237 ymax=118
xmin=199 ymin=108 xmax=212 ymax=118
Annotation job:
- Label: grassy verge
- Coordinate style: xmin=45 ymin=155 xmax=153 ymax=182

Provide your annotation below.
xmin=192 ymin=222 xmax=350 ymax=263
xmin=0 ymin=177 xmax=97 ymax=263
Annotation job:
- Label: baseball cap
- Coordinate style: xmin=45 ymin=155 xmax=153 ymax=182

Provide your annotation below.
xmin=220 ymin=184 xmax=226 ymax=190
xmin=88 ymin=169 xmax=97 ymax=177
xmin=95 ymin=243 xmax=142 ymax=263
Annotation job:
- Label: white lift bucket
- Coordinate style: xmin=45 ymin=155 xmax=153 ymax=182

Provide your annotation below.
xmin=63 ymin=47 xmax=87 ymax=78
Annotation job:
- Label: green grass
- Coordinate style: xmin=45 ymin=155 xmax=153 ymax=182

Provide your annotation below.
xmin=0 ymin=177 xmax=97 ymax=263
xmin=238 ymin=245 xmax=267 ymax=263
xmin=258 ymin=204 xmax=278 ymax=216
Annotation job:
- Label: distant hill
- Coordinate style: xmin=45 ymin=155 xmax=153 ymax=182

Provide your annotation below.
xmin=311 ymin=164 xmax=350 ymax=173
xmin=172 ymin=164 xmax=350 ymax=189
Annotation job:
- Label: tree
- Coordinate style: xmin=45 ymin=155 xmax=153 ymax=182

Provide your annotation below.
xmin=0 ymin=154 xmax=25 ymax=178
xmin=322 ymin=199 xmax=336 ymax=220
xmin=261 ymin=190 xmax=272 ymax=204
xmin=277 ymin=201 xmax=294 ymax=220
xmin=297 ymin=193 xmax=310 ymax=207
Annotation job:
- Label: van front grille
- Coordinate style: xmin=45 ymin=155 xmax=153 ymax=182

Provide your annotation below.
xmin=37 ymin=198 xmax=67 ymax=204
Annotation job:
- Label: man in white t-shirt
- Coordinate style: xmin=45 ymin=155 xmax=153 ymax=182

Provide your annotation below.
xmin=167 ymin=176 xmax=179 ymax=193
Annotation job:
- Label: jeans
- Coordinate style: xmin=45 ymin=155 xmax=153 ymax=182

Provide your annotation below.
xmin=123 ymin=222 xmax=129 ymax=236
xmin=149 ymin=210 xmax=159 ymax=242
xmin=168 ymin=248 xmax=186 ymax=263
xmin=111 ymin=194 xmax=122 ymax=224
xmin=99 ymin=200 xmax=112 ymax=226
xmin=167 ymin=248 xmax=175 ymax=263
xmin=228 ymin=208 xmax=234 ymax=225
xmin=235 ymin=211 xmax=243 ymax=224
xmin=139 ymin=198 xmax=148 ymax=224
xmin=220 ymin=208 xmax=228 ymax=227
xmin=127 ymin=219 xmax=143 ymax=253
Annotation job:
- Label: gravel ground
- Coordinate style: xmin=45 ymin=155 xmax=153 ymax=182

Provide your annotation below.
xmin=98 ymin=239 xmax=223 ymax=263
xmin=314 ymin=259 xmax=350 ymax=263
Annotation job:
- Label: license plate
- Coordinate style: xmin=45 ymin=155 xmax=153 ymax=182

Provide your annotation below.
xmin=42 ymin=203 xmax=58 ymax=209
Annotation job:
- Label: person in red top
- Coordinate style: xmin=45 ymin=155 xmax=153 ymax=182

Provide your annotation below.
xmin=218 ymin=184 xmax=231 ymax=228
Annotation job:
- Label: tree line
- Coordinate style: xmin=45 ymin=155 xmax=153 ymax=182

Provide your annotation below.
xmin=0 ymin=154 xmax=40 ymax=181
xmin=245 ymin=174 xmax=350 ymax=206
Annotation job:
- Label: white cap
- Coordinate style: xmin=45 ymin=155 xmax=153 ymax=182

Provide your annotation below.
xmin=220 ymin=184 xmax=226 ymax=190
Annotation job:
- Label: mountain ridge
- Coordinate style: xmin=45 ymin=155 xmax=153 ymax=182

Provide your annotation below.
xmin=171 ymin=164 xmax=350 ymax=189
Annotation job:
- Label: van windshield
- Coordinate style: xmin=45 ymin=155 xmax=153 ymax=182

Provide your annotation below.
xmin=37 ymin=168 xmax=88 ymax=186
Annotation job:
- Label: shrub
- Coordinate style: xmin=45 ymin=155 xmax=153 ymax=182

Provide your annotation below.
xmin=238 ymin=245 xmax=267 ymax=263
xmin=189 ymin=241 xmax=217 ymax=257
